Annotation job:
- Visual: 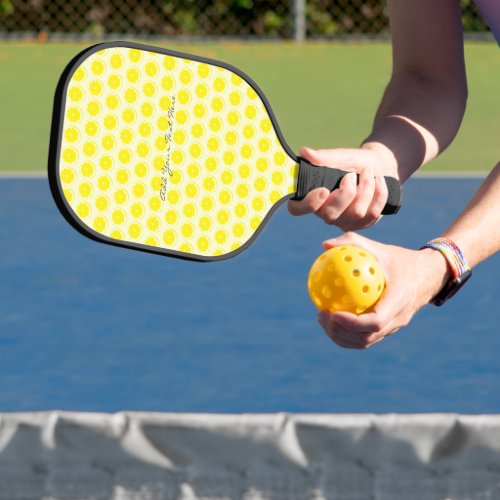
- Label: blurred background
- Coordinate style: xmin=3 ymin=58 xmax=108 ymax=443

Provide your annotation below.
xmin=0 ymin=0 xmax=492 ymax=40
xmin=0 ymin=1 xmax=497 ymax=177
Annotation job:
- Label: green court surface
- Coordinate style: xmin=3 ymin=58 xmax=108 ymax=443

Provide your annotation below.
xmin=0 ymin=41 xmax=497 ymax=173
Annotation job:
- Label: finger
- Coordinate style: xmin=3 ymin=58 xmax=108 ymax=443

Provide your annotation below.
xmin=298 ymin=146 xmax=323 ymax=164
xmin=363 ymin=175 xmax=389 ymax=223
xmin=288 ymin=188 xmax=330 ymax=216
xmin=364 ymin=335 xmax=386 ymax=348
xmin=319 ymin=311 xmax=371 ymax=349
xmin=343 ymin=164 xmax=376 ymax=220
xmin=319 ymin=308 xmax=393 ymax=349
xmin=330 ymin=325 xmax=371 ymax=348
xmin=298 ymin=147 xmax=390 ymax=229
xmin=331 ymin=336 xmax=365 ymax=349
xmin=315 ymin=172 xmax=357 ymax=224
xmin=385 ymin=328 xmax=400 ymax=337
xmin=332 ymin=294 xmax=401 ymax=339
xmin=330 ymin=311 xmax=385 ymax=335
xmin=293 ymin=147 xmax=367 ymax=222
xmin=329 ymin=315 xmax=390 ymax=349
xmin=339 ymin=214 xmax=383 ymax=232
xmin=325 ymin=169 xmax=391 ymax=231
xmin=360 ymin=328 xmax=398 ymax=348
xmin=321 ymin=324 xmax=365 ymax=349
xmin=327 ymin=326 xmax=379 ymax=349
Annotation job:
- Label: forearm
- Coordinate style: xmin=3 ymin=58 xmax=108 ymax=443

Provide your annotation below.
xmin=441 ymin=162 xmax=500 ymax=267
xmin=418 ymin=162 xmax=500 ymax=304
xmin=363 ymin=73 xmax=467 ymax=182
xmin=361 ymin=0 xmax=467 ymax=183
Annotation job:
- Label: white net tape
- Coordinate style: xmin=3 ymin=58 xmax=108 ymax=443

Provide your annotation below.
xmin=0 ymin=412 xmax=500 ymax=499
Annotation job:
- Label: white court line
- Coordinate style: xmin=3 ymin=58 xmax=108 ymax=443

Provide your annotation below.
xmin=414 ymin=170 xmax=487 ymax=178
xmin=0 ymin=171 xmax=47 ymax=178
xmin=0 ymin=170 xmax=489 ymax=179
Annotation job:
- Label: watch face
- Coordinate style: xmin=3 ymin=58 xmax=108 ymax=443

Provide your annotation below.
xmin=432 ymin=269 xmax=472 ymax=306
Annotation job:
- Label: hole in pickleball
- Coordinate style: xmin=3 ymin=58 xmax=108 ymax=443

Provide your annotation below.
xmin=334 ymin=277 xmax=344 ymax=287
xmin=322 ymin=286 xmax=332 ymax=299
xmin=342 ymin=295 xmax=351 ymax=304
xmin=313 ymin=271 xmax=321 ymax=282
xmin=344 ymin=256 xmax=352 ymax=262
xmin=356 ymin=306 xmax=366 ymax=314
xmin=378 ymin=284 xmax=382 ymax=291
xmin=359 ymin=251 xmax=366 ymax=257
xmin=352 ymin=269 xmax=360 ymax=277
xmin=362 ymin=285 xmax=369 ymax=293
xmin=313 ymin=294 xmax=322 ymax=307
xmin=369 ymin=267 xmax=376 ymax=275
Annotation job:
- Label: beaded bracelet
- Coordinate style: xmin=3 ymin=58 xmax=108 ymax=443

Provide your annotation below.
xmin=421 ymin=238 xmax=472 ymax=306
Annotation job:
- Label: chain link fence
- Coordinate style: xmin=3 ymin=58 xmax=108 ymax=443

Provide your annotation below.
xmin=0 ymin=0 xmax=491 ymax=40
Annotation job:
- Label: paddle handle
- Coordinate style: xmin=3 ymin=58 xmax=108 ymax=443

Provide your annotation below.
xmin=293 ymin=157 xmax=402 ymax=215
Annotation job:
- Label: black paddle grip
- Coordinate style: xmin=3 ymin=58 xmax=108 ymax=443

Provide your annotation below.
xmin=293 ymin=157 xmax=402 ymax=215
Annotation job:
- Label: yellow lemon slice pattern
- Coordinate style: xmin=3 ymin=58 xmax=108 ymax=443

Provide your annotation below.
xmin=59 ymin=46 xmax=298 ymax=258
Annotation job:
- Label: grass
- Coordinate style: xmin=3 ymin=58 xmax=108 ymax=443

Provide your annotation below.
xmin=0 ymin=40 xmax=497 ymax=172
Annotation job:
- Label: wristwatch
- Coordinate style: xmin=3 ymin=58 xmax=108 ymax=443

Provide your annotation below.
xmin=421 ymin=238 xmax=472 ymax=306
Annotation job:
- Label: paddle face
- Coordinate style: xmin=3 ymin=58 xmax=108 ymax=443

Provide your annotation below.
xmin=49 ymin=41 xmax=299 ymax=261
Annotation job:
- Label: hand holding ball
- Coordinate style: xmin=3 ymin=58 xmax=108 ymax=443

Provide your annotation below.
xmin=308 ymin=245 xmax=385 ymax=314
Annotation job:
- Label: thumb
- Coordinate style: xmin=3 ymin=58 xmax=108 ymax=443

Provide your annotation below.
xmin=321 ymin=233 xmax=389 ymax=275
xmin=299 ymin=147 xmax=365 ymax=170
xmin=322 ymin=231 xmax=368 ymax=250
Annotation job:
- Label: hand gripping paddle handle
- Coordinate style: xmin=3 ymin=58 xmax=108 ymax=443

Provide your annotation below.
xmin=293 ymin=157 xmax=402 ymax=215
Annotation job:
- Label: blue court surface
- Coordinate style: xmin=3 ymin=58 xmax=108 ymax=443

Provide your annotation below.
xmin=0 ymin=176 xmax=498 ymax=413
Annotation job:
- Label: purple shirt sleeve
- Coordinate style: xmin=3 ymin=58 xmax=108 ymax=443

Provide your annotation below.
xmin=473 ymin=0 xmax=500 ymax=45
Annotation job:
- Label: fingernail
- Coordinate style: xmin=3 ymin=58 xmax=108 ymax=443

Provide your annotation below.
xmin=340 ymin=173 xmax=352 ymax=186
xmin=318 ymin=189 xmax=329 ymax=201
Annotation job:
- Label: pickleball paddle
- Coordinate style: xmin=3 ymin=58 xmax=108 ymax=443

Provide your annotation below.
xmin=48 ymin=41 xmax=401 ymax=261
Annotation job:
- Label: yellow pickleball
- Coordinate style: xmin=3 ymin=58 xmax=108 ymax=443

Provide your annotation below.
xmin=308 ymin=245 xmax=385 ymax=315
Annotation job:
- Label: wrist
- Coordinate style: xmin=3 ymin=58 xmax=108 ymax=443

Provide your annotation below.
xmin=361 ymin=141 xmax=399 ymax=178
xmin=417 ymin=248 xmax=453 ymax=304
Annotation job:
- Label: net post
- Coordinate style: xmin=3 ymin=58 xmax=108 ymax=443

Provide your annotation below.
xmin=293 ymin=0 xmax=306 ymax=42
